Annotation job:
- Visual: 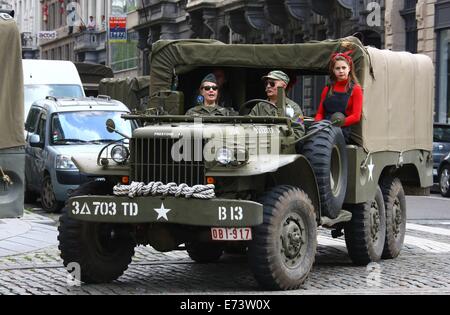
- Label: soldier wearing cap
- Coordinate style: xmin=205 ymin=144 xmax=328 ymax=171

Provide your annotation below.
xmin=186 ymin=73 xmax=235 ymax=117
xmin=250 ymin=71 xmax=304 ymax=130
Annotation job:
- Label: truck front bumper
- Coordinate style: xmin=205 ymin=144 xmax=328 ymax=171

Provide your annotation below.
xmin=68 ymin=195 xmax=263 ymax=227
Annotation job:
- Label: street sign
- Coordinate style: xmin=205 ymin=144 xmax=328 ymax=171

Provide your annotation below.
xmin=109 ymin=16 xmax=127 ymax=42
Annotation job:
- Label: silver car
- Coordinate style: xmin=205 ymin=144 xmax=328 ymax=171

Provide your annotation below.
xmin=24 ymin=97 xmax=134 ymax=212
xmin=433 ymin=123 xmax=450 ymax=180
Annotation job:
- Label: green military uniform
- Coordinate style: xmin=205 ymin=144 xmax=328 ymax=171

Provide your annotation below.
xmin=250 ymin=98 xmax=305 ymax=136
xmin=186 ymin=104 xmax=234 ymax=117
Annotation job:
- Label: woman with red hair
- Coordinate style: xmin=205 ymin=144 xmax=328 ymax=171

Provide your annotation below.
xmin=315 ymin=51 xmax=363 ymax=141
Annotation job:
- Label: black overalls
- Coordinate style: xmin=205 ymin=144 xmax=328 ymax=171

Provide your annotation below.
xmin=323 ymin=84 xmax=354 ymax=142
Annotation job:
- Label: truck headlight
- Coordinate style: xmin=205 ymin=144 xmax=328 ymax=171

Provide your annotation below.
xmin=111 ymin=145 xmax=129 ymax=164
xmin=215 ymin=147 xmax=234 ymax=165
xmin=56 ymin=155 xmax=77 ymax=170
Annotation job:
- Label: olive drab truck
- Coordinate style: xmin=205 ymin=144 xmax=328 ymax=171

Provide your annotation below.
xmin=57 ymin=37 xmax=433 ymax=290
xmin=0 ymin=13 xmax=25 ymax=219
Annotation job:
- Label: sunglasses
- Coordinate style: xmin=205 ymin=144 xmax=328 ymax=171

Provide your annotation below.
xmin=265 ymin=80 xmax=276 ymax=88
xmin=202 ymin=85 xmax=218 ymax=91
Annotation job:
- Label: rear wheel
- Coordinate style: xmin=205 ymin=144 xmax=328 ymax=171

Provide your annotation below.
xmin=439 ymin=165 xmax=450 ymax=197
xmin=380 ymin=177 xmax=406 ymax=259
xmin=344 ymin=186 xmax=386 ymax=265
xmin=248 ymin=186 xmax=317 ymax=290
xmin=302 ymin=121 xmax=348 ymax=219
xmin=187 ymin=242 xmax=223 ymax=263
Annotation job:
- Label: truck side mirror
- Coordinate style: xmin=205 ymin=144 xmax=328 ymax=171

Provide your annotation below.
xmin=106 ymin=119 xmax=116 ymax=133
xmin=29 ymin=134 xmax=43 ymax=148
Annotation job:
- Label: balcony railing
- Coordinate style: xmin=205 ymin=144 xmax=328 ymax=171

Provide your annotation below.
xmin=21 ymin=32 xmax=38 ymax=50
xmin=73 ymin=30 xmax=107 ymax=52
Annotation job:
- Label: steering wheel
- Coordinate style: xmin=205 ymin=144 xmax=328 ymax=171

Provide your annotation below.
xmin=242 ymin=99 xmax=274 ymax=110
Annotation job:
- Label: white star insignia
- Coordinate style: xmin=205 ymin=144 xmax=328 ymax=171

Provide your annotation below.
xmin=154 ymin=203 xmax=171 ymax=221
xmin=368 ymin=158 xmax=375 ymax=182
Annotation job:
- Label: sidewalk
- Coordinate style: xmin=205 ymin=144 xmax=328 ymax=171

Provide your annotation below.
xmin=0 ymin=211 xmax=58 ymax=257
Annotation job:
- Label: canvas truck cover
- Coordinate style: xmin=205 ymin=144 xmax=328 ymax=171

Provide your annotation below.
xmin=149 ymin=37 xmax=433 ymax=154
xmin=99 ymin=76 xmax=150 ymax=111
xmin=75 ymin=62 xmax=114 ymax=85
xmin=0 ymin=17 xmax=25 ymax=149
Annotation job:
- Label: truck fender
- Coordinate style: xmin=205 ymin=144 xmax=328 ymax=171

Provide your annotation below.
xmin=271 ymin=155 xmax=321 ymax=220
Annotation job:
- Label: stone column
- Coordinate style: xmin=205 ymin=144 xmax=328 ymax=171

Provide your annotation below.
xmin=416 ymin=0 xmax=436 ymax=64
xmin=384 ymin=0 xmax=406 ymax=51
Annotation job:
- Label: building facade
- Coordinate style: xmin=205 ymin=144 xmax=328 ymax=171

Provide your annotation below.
xmin=4 ymin=0 xmax=41 ymax=59
xmin=33 ymin=0 xmax=448 ymax=121
xmin=133 ymin=0 xmax=385 ymax=76
xmin=435 ymin=0 xmax=450 ymax=123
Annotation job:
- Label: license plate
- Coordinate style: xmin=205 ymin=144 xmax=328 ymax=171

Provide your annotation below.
xmin=211 ymin=227 xmax=252 ymax=241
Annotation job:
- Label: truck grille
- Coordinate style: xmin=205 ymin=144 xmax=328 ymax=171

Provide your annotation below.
xmin=130 ymin=138 xmax=205 ymax=187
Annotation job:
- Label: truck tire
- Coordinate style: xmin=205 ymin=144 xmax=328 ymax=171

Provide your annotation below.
xmin=58 ymin=180 xmax=135 ymax=284
xmin=439 ymin=165 xmax=450 ymax=197
xmin=248 ymin=186 xmax=317 ymax=290
xmin=187 ymin=242 xmax=223 ymax=263
xmin=344 ymin=186 xmax=386 ymax=265
xmin=301 ymin=121 xmax=348 ymax=219
xmin=380 ymin=177 xmax=406 ymax=259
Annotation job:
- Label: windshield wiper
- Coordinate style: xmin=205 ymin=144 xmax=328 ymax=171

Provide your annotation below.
xmin=87 ymin=139 xmax=119 ymax=144
xmin=53 ymin=139 xmax=88 ymax=144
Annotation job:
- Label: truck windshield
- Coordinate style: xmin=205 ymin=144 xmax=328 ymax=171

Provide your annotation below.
xmin=50 ymin=111 xmax=132 ymax=145
xmin=24 ymin=84 xmax=84 ymax=117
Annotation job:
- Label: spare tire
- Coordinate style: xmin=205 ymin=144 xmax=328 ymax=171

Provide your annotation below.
xmin=301 ymin=121 xmax=348 ymax=219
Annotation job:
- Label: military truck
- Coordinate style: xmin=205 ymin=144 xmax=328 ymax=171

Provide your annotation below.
xmin=99 ymin=76 xmax=150 ymax=112
xmin=58 ymin=37 xmax=433 ymax=290
xmin=0 ymin=13 xmax=25 ymax=219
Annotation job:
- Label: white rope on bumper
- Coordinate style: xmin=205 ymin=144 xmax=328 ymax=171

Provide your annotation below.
xmin=113 ymin=181 xmax=216 ymax=199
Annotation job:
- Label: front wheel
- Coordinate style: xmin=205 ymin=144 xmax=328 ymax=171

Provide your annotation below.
xmin=187 ymin=242 xmax=223 ymax=263
xmin=41 ymin=174 xmax=63 ymax=213
xmin=439 ymin=165 xmax=450 ymax=197
xmin=248 ymin=186 xmax=317 ymax=290
xmin=58 ymin=209 xmax=135 ymax=284
xmin=57 ymin=180 xmax=135 ymax=284
xmin=344 ymin=186 xmax=386 ymax=265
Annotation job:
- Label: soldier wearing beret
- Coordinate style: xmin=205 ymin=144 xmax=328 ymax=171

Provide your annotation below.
xmin=186 ymin=73 xmax=236 ymax=117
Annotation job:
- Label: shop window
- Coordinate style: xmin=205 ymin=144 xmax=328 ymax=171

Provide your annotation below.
xmin=400 ymin=0 xmax=418 ymax=53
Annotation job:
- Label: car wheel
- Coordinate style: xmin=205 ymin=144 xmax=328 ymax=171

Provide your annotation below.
xmin=40 ymin=174 xmax=63 ymax=213
xmin=439 ymin=165 xmax=450 ymax=197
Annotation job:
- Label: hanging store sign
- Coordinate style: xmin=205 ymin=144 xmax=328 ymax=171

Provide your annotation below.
xmin=109 ymin=16 xmax=127 ymax=42
xmin=38 ymin=31 xmax=57 ymax=40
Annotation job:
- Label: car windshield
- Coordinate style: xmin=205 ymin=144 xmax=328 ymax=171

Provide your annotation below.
xmin=50 ymin=111 xmax=132 ymax=145
xmin=433 ymin=125 xmax=450 ymax=143
xmin=24 ymin=84 xmax=84 ymax=117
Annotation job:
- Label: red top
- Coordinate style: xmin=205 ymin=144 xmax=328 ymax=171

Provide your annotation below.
xmin=314 ymin=79 xmax=363 ymax=127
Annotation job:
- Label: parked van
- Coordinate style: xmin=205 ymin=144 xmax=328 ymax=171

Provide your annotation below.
xmin=0 ymin=14 xmax=25 ymax=218
xmin=22 ymin=60 xmax=85 ymax=118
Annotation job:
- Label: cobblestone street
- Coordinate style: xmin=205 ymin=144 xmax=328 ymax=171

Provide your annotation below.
xmin=1 ymin=206 xmax=449 ymax=295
